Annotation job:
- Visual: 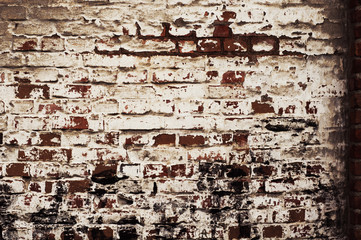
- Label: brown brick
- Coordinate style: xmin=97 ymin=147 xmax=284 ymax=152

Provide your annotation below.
xmin=252 ymin=101 xmax=275 ymax=114
xmin=350 ymin=228 xmax=361 ymax=240
xmin=16 ymin=84 xmax=50 ymax=99
xmin=351 ymin=110 xmax=361 ymax=124
xmin=351 ymin=129 xmax=361 ymax=142
xmin=351 ymin=210 xmax=361 ymax=225
xmin=6 ymin=163 xmax=30 ymax=177
xmin=228 ymin=226 xmax=251 ymax=239
xmin=0 ymin=6 xmax=27 ymax=20
xmin=39 ymin=132 xmax=61 ymax=146
xmin=263 ymin=226 xmax=283 ymax=238
xmin=351 ymin=179 xmax=361 ymax=192
xmin=179 ymin=135 xmax=205 ymax=146
xmin=288 ymin=209 xmax=305 ymax=222
xmin=153 ymin=134 xmax=175 ymax=146
xmin=68 ymin=179 xmax=90 ymax=193
xmin=197 ymin=38 xmax=221 ymax=52
xmin=350 ymin=161 xmax=361 ymax=176
xmin=351 ymin=145 xmax=361 ymax=159
xmin=222 ymin=71 xmax=245 ymax=84
xmin=353 ymin=58 xmax=361 ymax=73
xmin=88 ymin=227 xmax=113 ymax=240
xmin=224 ymin=37 xmax=247 ymax=52
xmin=350 ymin=195 xmax=361 ymax=209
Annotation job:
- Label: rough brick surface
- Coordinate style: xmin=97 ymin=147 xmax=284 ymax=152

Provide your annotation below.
xmin=0 ymin=0 xmax=348 ymax=239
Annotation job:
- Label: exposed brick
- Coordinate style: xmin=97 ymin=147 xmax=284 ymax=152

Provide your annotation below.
xmin=179 ymin=135 xmax=205 ymax=146
xmin=263 ymin=226 xmax=283 ymax=238
xmin=197 ymin=38 xmax=221 ymax=52
xmin=222 ymin=71 xmax=245 ymax=84
xmin=153 ymin=134 xmax=176 ymax=146
xmin=16 ymin=84 xmax=50 ymax=99
xmin=88 ymin=227 xmax=113 ymax=240
xmin=351 ymin=145 xmax=361 ymax=159
xmin=288 ymin=209 xmax=305 ymax=222
xmin=224 ymin=37 xmax=247 ymax=52
xmin=6 ymin=163 xmax=30 ymax=177
xmin=67 ymin=179 xmax=90 ymax=193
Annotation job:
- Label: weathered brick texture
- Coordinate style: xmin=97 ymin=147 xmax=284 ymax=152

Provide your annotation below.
xmin=0 ymin=0 xmax=348 ymax=239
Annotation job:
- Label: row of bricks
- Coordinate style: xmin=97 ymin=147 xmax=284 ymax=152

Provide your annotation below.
xmin=1 ymin=131 xmax=248 ymax=147
xmin=0 ymin=99 xmax=315 ymax=116
xmin=0 ymin=160 xmax=327 ymax=179
xmin=0 ymin=178 xmax=337 ymax=210
xmin=11 ymin=35 xmax=278 ymax=54
xmin=0 ymin=223 xmax=336 ymax=240
xmin=2 ymin=191 xmax=324 ymax=224
xmin=0 ymin=83 xmax=317 ymax=101
xmin=0 ymin=115 xmax=321 ymax=132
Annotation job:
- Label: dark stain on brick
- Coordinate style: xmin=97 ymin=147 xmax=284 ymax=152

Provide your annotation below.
xmin=253 ymin=165 xmax=274 ymax=176
xmin=68 ymin=85 xmax=91 ymax=98
xmin=91 ymin=163 xmax=120 ymax=185
xmin=29 ymin=182 xmax=41 ymax=192
xmin=88 ymin=227 xmax=113 ymax=240
xmin=118 ymin=227 xmax=138 ymax=240
xmin=153 ymin=134 xmax=176 ymax=146
xmin=227 ymin=165 xmax=249 ymax=177
xmin=265 ymin=123 xmax=290 ymax=132
xmin=17 ymin=40 xmax=37 ymax=51
xmin=306 ymin=101 xmax=318 ymax=114
xmin=233 ymin=133 xmax=248 ymax=147
xmin=16 ymin=84 xmax=50 ymax=99
xmin=179 ymin=135 xmax=205 ymax=146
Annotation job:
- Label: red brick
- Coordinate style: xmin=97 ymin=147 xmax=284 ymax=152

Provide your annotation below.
xmin=153 ymin=134 xmax=175 ymax=146
xmin=351 ymin=210 xmax=361 ymax=225
xmin=213 ymin=25 xmax=232 ymax=37
xmin=67 ymin=179 xmax=90 ymax=193
xmin=350 ymin=195 xmax=361 ymax=209
xmin=351 ymin=145 xmax=361 ymax=159
xmin=350 ymin=228 xmax=361 ymax=240
xmin=16 ymin=84 xmax=50 ymax=99
xmin=39 ymin=132 xmax=61 ymax=146
xmin=353 ymin=58 xmax=361 ymax=73
xmin=351 ymin=179 xmax=361 ymax=192
xmin=351 ymin=129 xmax=361 ymax=142
xmin=197 ymin=38 xmax=221 ymax=52
xmin=222 ymin=71 xmax=245 ymax=84
xmin=354 ymin=26 xmax=361 ymax=39
xmin=224 ymin=37 xmax=247 ymax=52
xmin=351 ymin=93 xmax=361 ymax=108
xmin=143 ymin=164 xmax=168 ymax=178
xmin=170 ymin=164 xmax=194 ymax=178
xmin=350 ymin=161 xmax=361 ymax=176
xmin=6 ymin=163 xmax=30 ymax=177
xmin=288 ymin=209 xmax=305 ymax=222
xmin=263 ymin=226 xmax=283 ymax=238
xmin=351 ymin=110 xmax=361 ymax=124
xmin=353 ymin=9 xmax=361 ymax=23
xmin=356 ymin=42 xmax=361 ymax=56
xmin=88 ymin=227 xmax=113 ymax=240
xmin=252 ymin=101 xmax=275 ymax=114
xmin=179 ymin=135 xmax=205 ymax=146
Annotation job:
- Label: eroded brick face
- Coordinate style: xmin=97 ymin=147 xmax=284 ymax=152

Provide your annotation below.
xmin=0 ymin=0 xmax=347 ymax=239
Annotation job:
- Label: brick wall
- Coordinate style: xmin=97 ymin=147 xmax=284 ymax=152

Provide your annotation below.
xmin=0 ymin=0 xmax=348 ymax=239
xmin=350 ymin=0 xmax=361 ymax=239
